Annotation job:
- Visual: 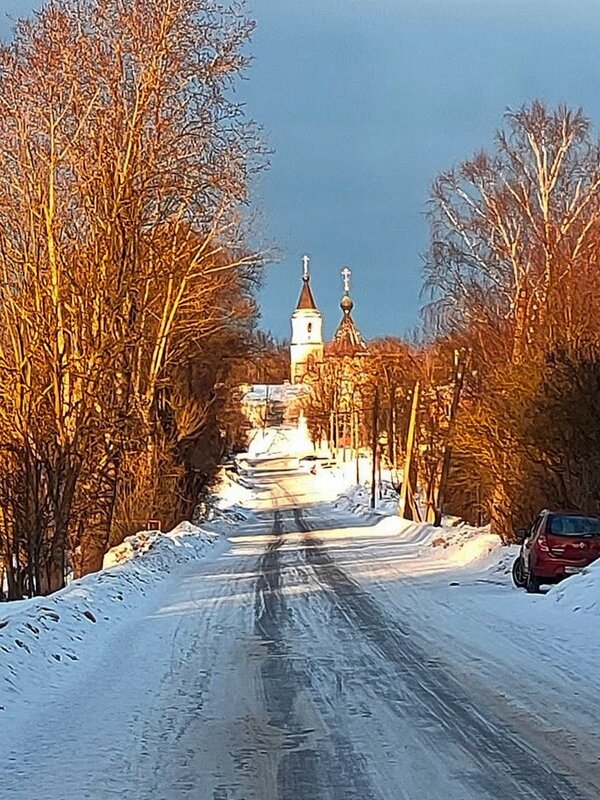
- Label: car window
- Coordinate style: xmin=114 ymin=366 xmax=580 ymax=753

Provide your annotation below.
xmin=548 ymin=515 xmax=600 ymax=536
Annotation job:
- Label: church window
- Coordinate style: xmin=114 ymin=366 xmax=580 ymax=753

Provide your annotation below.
xmin=307 ymin=322 xmax=313 ymax=333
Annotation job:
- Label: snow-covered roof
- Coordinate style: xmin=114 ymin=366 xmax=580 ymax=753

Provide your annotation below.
xmin=242 ymin=383 xmax=309 ymax=403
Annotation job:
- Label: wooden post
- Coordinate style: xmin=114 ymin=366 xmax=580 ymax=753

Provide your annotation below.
xmin=334 ymin=388 xmax=340 ymax=458
xmin=351 ymin=406 xmax=359 ymax=483
xmin=399 ymin=380 xmax=420 ymax=519
xmin=371 ymin=387 xmax=379 ymax=508
xmin=329 ymin=409 xmax=334 ymax=457
xmin=425 ymin=469 xmax=439 ymax=523
xmin=354 ymin=408 xmax=360 ymax=484
xmin=435 ymin=350 xmax=467 ymax=526
xmin=263 ymin=385 xmax=269 ymax=433
xmin=350 ymin=404 xmax=354 ymax=466
xmin=391 ymin=392 xmax=397 ymax=470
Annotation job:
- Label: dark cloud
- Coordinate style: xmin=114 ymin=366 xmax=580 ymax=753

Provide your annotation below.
xmin=4 ymin=1 xmax=600 ymax=339
xmin=245 ymin=0 xmax=600 ymax=339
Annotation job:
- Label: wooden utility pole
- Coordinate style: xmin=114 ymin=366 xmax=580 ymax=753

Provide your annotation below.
xmin=435 ymin=350 xmax=467 ymax=526
xmin=390 ymin=392 xmax=397 ymax=470
xmin=263 ymin=385 xmax=270 ymax=433
xmin=399 ymin=380 xmax=420 ymax=519
xmin=351 ymin=406 xmax=360 ymax=484
xmin=371 ymin=387 xmax=379 ymax=508
xmin=329 ymin=409 xmax=334 ymax=456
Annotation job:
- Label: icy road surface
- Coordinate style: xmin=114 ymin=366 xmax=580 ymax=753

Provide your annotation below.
xmin=2 ymin=473 xmax=600 ymax=799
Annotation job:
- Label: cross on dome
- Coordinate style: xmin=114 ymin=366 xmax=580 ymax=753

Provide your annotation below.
xmin=341 ymin=266 xmax=352 ymax=295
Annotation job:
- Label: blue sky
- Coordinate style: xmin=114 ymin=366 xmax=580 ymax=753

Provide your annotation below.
xmin=4 ymin=1 xmax=600 ymax=340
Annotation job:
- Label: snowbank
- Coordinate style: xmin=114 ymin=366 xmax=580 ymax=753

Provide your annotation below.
xmin=331 ymin=481 xmax=506 ymax=572
xmin=548 ymin=559 xmax=600 ymax=614
xmin=102 ymin=520 xmax=215 ymax=568
xmin=428 ymin=524 xmax=504 ymax=569
xmin=208 ymin=467 xmax=257 ymax=515
xmin=331 ymin=481 xmax=399 ymax=517
xmin=0 ymin=522 xmax=217 ymax=712
xmin=332 ymin=476 xmax=600 ymax=596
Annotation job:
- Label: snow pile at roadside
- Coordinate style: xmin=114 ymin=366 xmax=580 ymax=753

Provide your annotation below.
xmin=0 ymin=522 xmax=217 ymax=713
xmin=191 ymin=468 xmax=258 ymax=524
xmin=304 ymin=468 xmax=505 ymax=579
xmin=332 ymin=481 xmax=399 ymax=517
xmin=548 ymin=559 xmax=600 ymax=614
xmin=209 ymin=468 xmax=257 ymax=516
xmin=370 ymin=515 xmax=503 ymax=569
xmin=428 ymin=523 xmax=504 ymax=569
xmin=333 ymin=481 xmax=507 ymax=572
xmin=102 ymin=521 xmax=215 ymax=568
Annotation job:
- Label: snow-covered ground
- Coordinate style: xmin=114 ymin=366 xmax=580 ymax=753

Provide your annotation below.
xmin=1 ymin=465 xmax=600 ymax=798
xmin=311 ymin=475 xmax=600 ymax=793
xmin=0 ymin=522 xmax=220 ymax=717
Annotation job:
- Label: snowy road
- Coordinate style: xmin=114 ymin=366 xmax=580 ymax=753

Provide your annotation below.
xmin=2 ymin=473 xmax=600 ymax=799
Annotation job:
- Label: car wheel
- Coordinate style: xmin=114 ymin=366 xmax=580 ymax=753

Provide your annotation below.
xmin=525 ymin=569 xmax=541 ymax=594
xmin=511 ymin=556 xmax=527 ymax=588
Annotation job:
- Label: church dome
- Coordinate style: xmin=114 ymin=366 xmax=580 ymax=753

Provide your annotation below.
xmin=328 ymin=267 xmax=367 ymax=356
xmin=340 ymin=294 xmax=354 ymax=314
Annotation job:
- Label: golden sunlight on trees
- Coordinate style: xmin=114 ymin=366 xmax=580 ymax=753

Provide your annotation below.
xmin=0 ymin=0 xmax=264 ymax=597
xmin=425 ymin=102 xmax=600 ymax=538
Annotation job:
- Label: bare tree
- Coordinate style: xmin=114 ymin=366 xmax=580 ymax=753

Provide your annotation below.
xmin=425 ymin=102 xmax=600 ymax=537
xmin=0 ymin=0 xmax=264 ymax=595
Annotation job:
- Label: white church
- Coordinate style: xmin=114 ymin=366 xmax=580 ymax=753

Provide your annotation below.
xmin=240 ymin=255 xmax=367 ymax=462
xmin=290 ymin=255 xmax=324 ymax=383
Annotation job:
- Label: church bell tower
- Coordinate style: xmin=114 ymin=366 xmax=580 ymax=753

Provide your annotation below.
xmin=290 ymin=255 xmax=324 ymax=384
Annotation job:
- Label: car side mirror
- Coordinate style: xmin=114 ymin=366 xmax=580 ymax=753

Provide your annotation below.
xmin=516 ymin=528 xmax=528 ymax=542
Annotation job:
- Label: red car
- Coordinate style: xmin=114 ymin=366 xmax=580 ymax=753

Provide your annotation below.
xmin=512 ymin=510 xmax=600 ymax=593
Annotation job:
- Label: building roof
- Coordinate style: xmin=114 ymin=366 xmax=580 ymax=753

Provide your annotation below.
xmin=296 ymin=276 xmax=318 ymax=311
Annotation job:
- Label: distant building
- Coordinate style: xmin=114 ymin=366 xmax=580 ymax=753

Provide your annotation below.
xmin=288 ymin=257 xmax=370 ymax=452
xmin=240 ymin=255 xmax=370 ymax=455
xmin=239 ymin=383 xmax=308 ymax=429
xmin=289 ymin=257 xmax=367 ymax=380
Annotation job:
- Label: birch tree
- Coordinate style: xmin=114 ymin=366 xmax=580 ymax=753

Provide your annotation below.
xmin=426 ymin=102 xmax=600 ymax=359
xmin=425 ymin=102 xmax=600 ymax=536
